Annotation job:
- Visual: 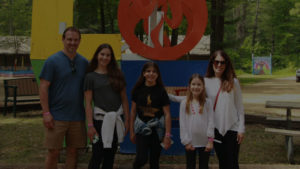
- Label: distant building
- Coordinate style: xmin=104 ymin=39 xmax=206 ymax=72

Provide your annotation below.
xmin=179 ymin=35 xmax=210 ymax=55
xmin=0 ymin=36 xmax=34 ymax=77
xmin=122 ymin=35 xmax=210 ymax=60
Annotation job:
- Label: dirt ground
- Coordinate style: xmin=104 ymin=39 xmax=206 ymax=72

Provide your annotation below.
xmin=242 ymin=76 xmax=300 ymax=117
xmin=1 ymin=163 xmax=300 ymax=169
xmin=2 ymin=76 xmax=300 ymax=169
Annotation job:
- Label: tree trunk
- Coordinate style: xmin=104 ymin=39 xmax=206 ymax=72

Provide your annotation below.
xmin=236 ymin=2 xmax=247 ymax=43
xmin=252 ymin=0 xmax=260 ymax=53
xmin=100 ymin=0 xmax=106 ymax=33
xmin=9 ymin=0 xmax=14 ymax=35
xmin=210 ymin=0 xmax=225 ymax=54
xmin=171 ymin=28 xmax=178 ymax=46
xmin=107 ymin=0 xmax=114 ymax=33
xmin=271 ymin=33 xmax=275 ymax=55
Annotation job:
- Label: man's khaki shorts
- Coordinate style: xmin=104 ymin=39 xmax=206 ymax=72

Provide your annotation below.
xmin=44 ymin=120 xmax=87 ymax=149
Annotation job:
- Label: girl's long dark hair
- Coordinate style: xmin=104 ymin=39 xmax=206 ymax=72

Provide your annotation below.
xmin=205 ymin=50 xmax=236 ymax=92
xmin=185 ymin=74 xmax=206 ymax=114
xmin=131 ymin=61 xmax=164 ymax=95
xmin=86 ymin=43 xmax=126 ymax=92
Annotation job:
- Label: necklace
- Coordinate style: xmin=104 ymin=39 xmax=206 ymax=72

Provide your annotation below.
xmin=191 ymin=103 xmax=197 ymax=114
xmin=190 ymin=102 xmax=202 ymax=114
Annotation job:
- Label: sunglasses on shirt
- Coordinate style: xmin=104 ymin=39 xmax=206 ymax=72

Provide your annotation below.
xmin=70 ymin=61 xmax=76 ymax=74
xmin=213 ymin=60 xmax=226 ymax=66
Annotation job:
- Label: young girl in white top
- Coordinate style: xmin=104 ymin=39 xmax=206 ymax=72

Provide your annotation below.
xmin=180 ymin=74 xmax=214 ymax=169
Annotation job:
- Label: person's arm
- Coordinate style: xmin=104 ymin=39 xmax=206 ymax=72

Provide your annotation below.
xmin=162 ymin=105 xmax=172 ymax=150
xmin=39 ymin=79 xmax=54 ymax=129
xmin=205 ymin=100 xmax=214 ymax=152
xmin=84 ymin=90 xmax=98 ymax=142
xmin=234 ymin=79 xmax=245 ymax=144
xmin=168 ymin=93 xmax=185 ymax=103
xmin=129 ymin=101 xmax=137 ymax=144
xmin=120 ymin=88 xmax=130 ymax=135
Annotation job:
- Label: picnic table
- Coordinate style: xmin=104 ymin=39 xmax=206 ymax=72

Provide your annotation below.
xmin=265 ymin=101 xmax=300 ymax=164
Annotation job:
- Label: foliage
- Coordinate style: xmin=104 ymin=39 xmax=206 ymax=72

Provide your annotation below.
xmin=290 ymin=2 xmax=300 ymax=17
xmin=220 ymin=0 xmax=300 ymax=72
xmin=0 ymin=0 xmax=300 ymax=74
xmin=0 ymin=0 xmax=32 ymax=36
xmin=74 ymin=0 xmax=120 ymax=33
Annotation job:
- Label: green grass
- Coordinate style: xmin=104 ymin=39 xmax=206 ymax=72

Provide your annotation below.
xmin=0 ymin=114 xmax=45 ymax=163
xmin=236 ymin=68 xmax=296 ymax=86
xmin=0 ymin=111 xmax=299 ymax=165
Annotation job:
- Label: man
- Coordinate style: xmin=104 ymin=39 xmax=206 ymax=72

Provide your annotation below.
xmin=39 ymin=27 xmax=88 ymax=169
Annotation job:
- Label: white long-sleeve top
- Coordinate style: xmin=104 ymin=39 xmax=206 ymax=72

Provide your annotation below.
xmin=180 ymin=98 xmax=214 ymax=147
xmin=204 ymin=77 xmax=245 ymax=136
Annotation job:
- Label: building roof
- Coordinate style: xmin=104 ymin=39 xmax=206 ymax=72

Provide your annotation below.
xmin=0 ymin=36 xmax=31 ymax=54
xmin=0 ymin=35 xmax=210 ymax=56
xmin=179 ymin=35 xmax=210 ymax=55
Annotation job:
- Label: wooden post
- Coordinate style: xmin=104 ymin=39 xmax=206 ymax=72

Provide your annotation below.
xmin=286 ymin=136 xmax=294 ymax=164
xmin=286 ymin=108 xmax=291 ymax=129
xmin=148 ymin=7 xmax=164 ymax=47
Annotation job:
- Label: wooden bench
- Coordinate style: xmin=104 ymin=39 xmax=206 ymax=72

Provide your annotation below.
xmin=4 ymin=77 xmax=40 ymax=117
xmin=265 ymin=101 xmax=300 ymax=164
xmin=265 ymin=128 xmax=300 ymax=164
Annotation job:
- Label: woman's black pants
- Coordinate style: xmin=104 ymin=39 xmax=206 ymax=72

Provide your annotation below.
xmin=214 ymin=129 xmax=240 ymax=169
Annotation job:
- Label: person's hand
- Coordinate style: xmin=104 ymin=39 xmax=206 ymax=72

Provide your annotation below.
xmin=87 ymin=126 xmax=98 ymax=143
xmin=43 ymin=113 xmax=54 ymax=129
xmin=237 ymin=133 xmax=244 ymax=144
xmin=130 ymin=132 xmax=136 ymax=144
xmin=185 ymin=144 xmax=195 ymax=151
xmin=162 ymin=136 xmax=172 ymax=150
xmin=205 ymin=141 xmax=213 ymax=152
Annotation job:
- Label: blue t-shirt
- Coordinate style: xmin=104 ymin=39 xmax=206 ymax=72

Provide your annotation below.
xmin=39 ymin=51 xmax=88 ymax=121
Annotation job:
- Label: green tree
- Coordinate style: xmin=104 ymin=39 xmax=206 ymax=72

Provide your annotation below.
xmin=290 ymin=2 xmax=300 ymax=17
xmin=74 ymin=0 xmax=120 ymax=33
xmin=0 ymin=0 xmax=32 ymax=36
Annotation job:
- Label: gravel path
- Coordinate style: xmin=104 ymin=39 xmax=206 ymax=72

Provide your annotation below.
xmin=242 ymin=76 xmax=300 ymax=117
xmin=1 ymin=163 xmax=300 ymax=169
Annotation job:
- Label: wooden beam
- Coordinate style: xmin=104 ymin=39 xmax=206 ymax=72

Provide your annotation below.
xmin=266 ymin=117 xmax=300 ymax=122
xmin=265 ymin=101 xmax=300 ymax=109
xmin=265 ymin=128 xmax=300 ymax=136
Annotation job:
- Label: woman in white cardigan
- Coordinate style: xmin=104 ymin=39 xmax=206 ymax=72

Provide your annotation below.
xmin=206 ymin=50 xmax=245 ymax=169
xmin=168 ymin=50 xmax=245 ymax=169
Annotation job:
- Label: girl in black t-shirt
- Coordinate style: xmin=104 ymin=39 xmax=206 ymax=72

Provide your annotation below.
xmin=130 ymin=61 xmax=172 ymax=169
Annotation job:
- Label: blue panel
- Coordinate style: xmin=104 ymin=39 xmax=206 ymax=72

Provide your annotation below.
xmin=120 ymin=60 xmax=209 ymax=155
xmin=161 ymin=128 xmax=185 ymax=155
xmin=156 ymin=61 xmax=209 ymax=86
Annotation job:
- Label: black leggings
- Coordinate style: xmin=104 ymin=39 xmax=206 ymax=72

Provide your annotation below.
xmin=185 ymin=147 xmax=210 ymax=169
xmin=88 ymin=120 xmax=118 ymax=169
xmin=214 ymin=129 xmax=240 ymax=169
xmin=133 ymin=132 xmax=162 ymax=169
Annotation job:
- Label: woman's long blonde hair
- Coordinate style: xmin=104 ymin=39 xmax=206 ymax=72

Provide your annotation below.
xmin=185 ymin=74 xmax=206 ymax=114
